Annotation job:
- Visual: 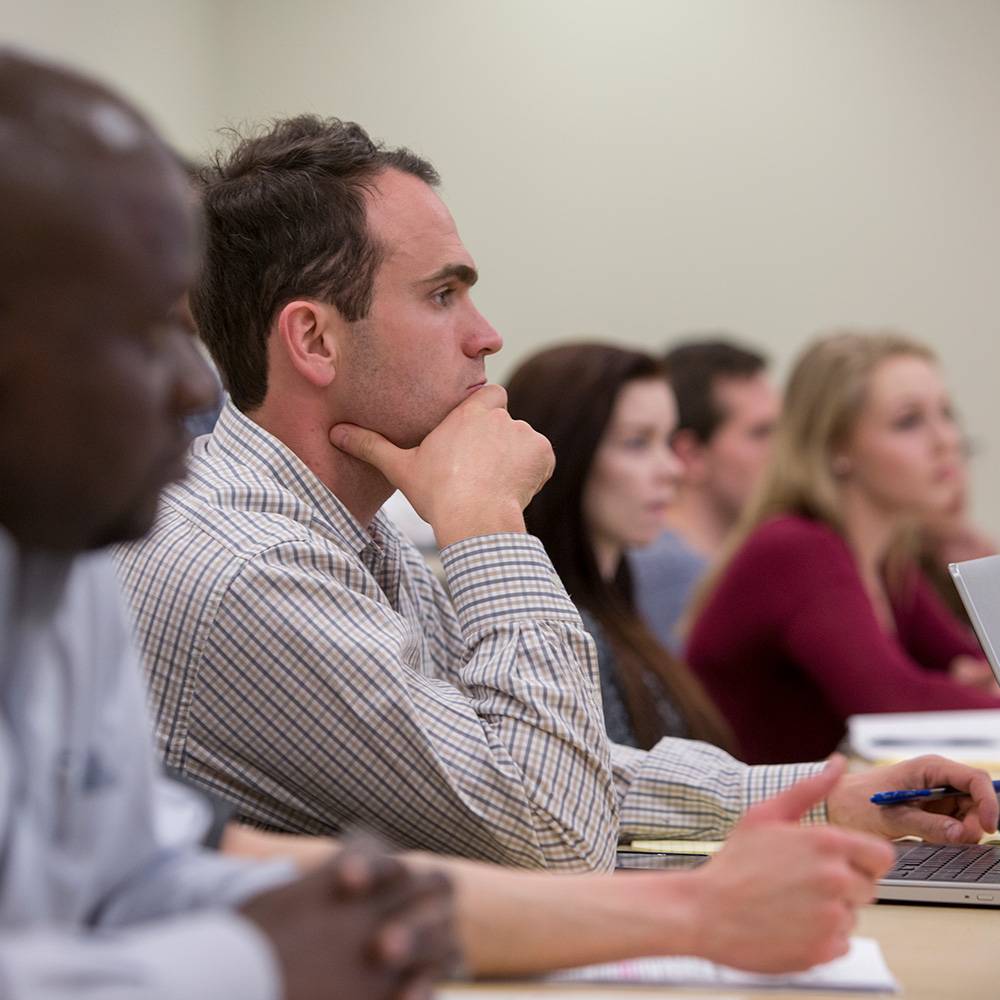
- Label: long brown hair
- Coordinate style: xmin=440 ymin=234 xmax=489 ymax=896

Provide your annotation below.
xmin=506 ymin=342 xmax=734 ymax=752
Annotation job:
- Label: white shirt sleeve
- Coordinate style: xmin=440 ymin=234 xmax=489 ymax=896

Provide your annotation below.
xmin=0 ymin=911 xmax=281 ymax=1000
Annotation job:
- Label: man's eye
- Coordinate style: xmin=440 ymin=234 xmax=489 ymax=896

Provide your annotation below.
xmin=139 ymin=320 xmax=182 ymax=354
xmin=432 ymin=286 xmax=455 ymax=306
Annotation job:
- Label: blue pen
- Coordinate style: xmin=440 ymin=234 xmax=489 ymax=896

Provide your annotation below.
xmin=870 ymin=778 xmax=1000 ymax=806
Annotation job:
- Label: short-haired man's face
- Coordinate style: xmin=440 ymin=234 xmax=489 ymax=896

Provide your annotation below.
xmin=699 ymin=372 xmax=780 ymax=522
xmin=0 ymin=149 xmax=218 ymax=551
xmin=332 ymin=169 xmax=502 ymax=449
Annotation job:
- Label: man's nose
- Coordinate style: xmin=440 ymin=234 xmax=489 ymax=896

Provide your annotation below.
xmin=464 ymin=307 xmax=503 ymax=358
xmin=173 ymin=332 xmax=222 ymax=419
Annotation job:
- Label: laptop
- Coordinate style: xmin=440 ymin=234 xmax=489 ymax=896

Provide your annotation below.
xmin=616 ymin=843 xmax=1000 ymax=906
xmin=872 ymin=554 xmax=1000 ymax=906
xmin=949 ymin=554 xmax=1000 ymax=683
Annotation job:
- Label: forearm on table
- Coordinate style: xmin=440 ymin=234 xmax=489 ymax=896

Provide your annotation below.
xmin=220 ymin=828 xmax=698 ymax=977
xmin=405 ymin=852 xmax=699 ymax=977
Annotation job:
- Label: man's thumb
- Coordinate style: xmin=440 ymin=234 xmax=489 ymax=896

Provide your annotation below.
xmin=331 ymin=423 xmax=407 ymax=480
xmin=743 ymin=754 xmax=847 ymax=826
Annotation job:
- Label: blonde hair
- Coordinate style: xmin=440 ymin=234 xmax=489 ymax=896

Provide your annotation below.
xmin=691 ymin=329 xmax=937 ymax=619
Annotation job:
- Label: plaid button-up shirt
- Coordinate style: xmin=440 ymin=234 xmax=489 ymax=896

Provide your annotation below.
xmin=114 ymin=401 xmax=822 ymax=871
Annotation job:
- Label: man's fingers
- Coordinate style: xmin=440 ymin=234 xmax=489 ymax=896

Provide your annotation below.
xmin=373 ymin=901 xmax=456 ymax=971
xmin=818 ymin=909 xmax=854 ymax=965
xmin=838 ymin=832 xmax=895 ymax=882
xmin=357 ymin=868 xmax=454 ymax=930
xmin=331 ymin=423 xmax=409 ymax=480
xmin=395 ymin=976 xmax=438 ymax=1000
xmin=950 ymin=767 xmax=999 ymax=834
xmin=331 ymin=847 xmax=408 ymax=900
xmin=460 ymin=382 xmax=507 ymax=411
xmin=885 ymin=806 xmax=971 ymax=843
xmin=744 ymin=755 xmax=847 ymax=825
xmin=908 ymin=757 xmax=999 ymax=835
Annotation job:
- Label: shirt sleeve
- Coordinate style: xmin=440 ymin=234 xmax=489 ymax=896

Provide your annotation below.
xmin=0 ymin=554 xmax=292 ymax=1000
xmin=778 ymin=534 xmax=1000 ymax=717
xmin=185 ymin=532 xmax=619 ymax=871
xmin=0 ymin=913 xmax=279 ymax=1000
xmin=893 ymin=570 xmax=986 ymax=671
xmin=612 ymin=739 xmax=826 ymax=841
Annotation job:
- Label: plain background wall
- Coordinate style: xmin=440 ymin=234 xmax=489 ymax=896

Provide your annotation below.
xmin=1 ymin=0 xmax=218 ymax=150
xmin=5 ymin=0 xmax=1000 ymax=529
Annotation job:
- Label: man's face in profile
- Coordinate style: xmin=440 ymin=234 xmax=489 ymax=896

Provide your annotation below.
xmin=0 ymin=91 xmax=218 ymax=552
xmin=331 ymin=169 xmax=503 ymax=449
xmin=701 ymin=372 xmax=780 ymax=520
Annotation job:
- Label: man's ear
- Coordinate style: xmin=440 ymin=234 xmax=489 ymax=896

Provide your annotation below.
xmin=670 ymin=427 xmax=704 ymax=474
xmin=670 ymin=427 xmax=708 ymax=486
xmin=274 ymin=299 xmax=342 ymax=388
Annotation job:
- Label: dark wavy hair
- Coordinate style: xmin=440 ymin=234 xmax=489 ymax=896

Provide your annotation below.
xmin=664 ymin=337 xmax=767 ymax=443
xmin=191 ymin=115 xmax=438 ymax=411
xmin=506 ymin=343 xmax=734 ymax=752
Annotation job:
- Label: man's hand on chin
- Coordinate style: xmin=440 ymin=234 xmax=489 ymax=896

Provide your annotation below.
xmin=330 ymin=384 xmax=555 ymax=548
xmin=826 ymin=755 xmax=1000 ymax=843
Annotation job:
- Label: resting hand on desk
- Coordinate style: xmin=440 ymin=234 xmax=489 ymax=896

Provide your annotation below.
xmin=949 ymin=654 xmax=1000 ymax=693
xmin=239 ymin=834 xmax=457 ymax=1000
xmin=827 ymin=754 xmax=1000 ymax=843
xmin=686 ymin=756 xmax=893 ymax=972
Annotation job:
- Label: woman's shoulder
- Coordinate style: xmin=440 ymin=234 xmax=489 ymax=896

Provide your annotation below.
xmin=736 ymin=514 xmax=850 ymax=568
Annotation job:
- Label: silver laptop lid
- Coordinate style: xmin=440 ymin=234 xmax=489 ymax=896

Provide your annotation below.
xmin=949 ymin=555 xmax=1000 ymax=684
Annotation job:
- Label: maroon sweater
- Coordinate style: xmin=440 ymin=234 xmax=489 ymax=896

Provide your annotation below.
xmin=686 ymin=514 xmax=1000 ymax=764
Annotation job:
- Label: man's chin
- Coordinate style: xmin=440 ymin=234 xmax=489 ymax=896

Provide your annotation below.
xmin=89 ymin=495 xmax=162 ymax=550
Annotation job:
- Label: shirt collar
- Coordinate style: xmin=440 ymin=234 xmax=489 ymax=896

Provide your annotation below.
xmin=205 ymin=399 xmax=396 ymax=559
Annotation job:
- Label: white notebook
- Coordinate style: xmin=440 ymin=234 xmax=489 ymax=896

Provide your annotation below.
xmin=848 ymin=708 xmax=1000 ymax=763
xmin=546 ymin=936 xmax=899 ymax=993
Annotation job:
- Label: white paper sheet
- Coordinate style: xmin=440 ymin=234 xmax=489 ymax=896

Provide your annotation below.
xmin=545 ymin=936 xmax=899 ymax=993
xmin=848 ymin=708 xmax=1000 ymax=763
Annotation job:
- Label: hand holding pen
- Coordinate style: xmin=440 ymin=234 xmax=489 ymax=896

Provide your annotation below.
xmin=871 ymin=778 xmax=1000 ymax=807
xmin=826 ymin=756 xmax=999 ymax=844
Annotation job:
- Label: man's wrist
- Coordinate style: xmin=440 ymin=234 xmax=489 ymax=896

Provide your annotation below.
xmin=614 ymin=870 xmax=704 ymax=960
xmin=433 ymin=502 xmax=526 ymax=548
xmin=824 ymin=771 xmax=874 ymax=834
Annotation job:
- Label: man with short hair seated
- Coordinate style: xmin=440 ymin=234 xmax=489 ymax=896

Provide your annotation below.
xmin=115 ymin=115 xmax=997 ymax=873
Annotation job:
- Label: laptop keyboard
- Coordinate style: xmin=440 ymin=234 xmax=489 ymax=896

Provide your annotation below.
xmin=887 ymin=843 xmax=1000 ymax=883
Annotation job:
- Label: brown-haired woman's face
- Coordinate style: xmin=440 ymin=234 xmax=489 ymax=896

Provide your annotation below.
xmin=581 ymin=378 xmax=682 ymax=570
xmin=835 ymin=355 xmax=962 ymax=518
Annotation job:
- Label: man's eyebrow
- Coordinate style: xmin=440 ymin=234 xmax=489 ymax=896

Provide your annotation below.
xmin=416 ymin=263 xmax=479 ymax=288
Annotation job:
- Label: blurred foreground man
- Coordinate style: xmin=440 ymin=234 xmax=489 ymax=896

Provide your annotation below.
xmin=0 ymin=49 xmax=454 ymax=1000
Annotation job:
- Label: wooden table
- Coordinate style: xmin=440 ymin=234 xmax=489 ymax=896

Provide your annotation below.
xmin=440 ymin=900 xmax=1000 ymax=999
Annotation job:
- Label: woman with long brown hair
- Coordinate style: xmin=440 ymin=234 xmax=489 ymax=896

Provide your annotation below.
xmin=686 ymin=331 xmax=1000 ymax=765
xmin=506 ymin=342 xmax=733 ymax=752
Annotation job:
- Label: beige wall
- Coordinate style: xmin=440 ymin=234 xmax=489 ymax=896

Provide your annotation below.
xmin=1 ymin=0 xmax=217 ymax=151
xmin=6 ymin=0 xmax=1000 ymax=529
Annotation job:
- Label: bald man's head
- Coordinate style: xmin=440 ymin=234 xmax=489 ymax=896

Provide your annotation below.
xmin=0 ymin=49 xmax=217 ymax=551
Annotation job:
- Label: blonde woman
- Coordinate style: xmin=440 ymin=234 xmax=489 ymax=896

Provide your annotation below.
xmin=686 ymin=331 xmax=1000 ymax=764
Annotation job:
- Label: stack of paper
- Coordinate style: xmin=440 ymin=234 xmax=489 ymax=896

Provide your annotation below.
xmin=548 ymin=936 xmax=899 ymax=993
xmin=848 ymin=709 xmax=1000 ymax=767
